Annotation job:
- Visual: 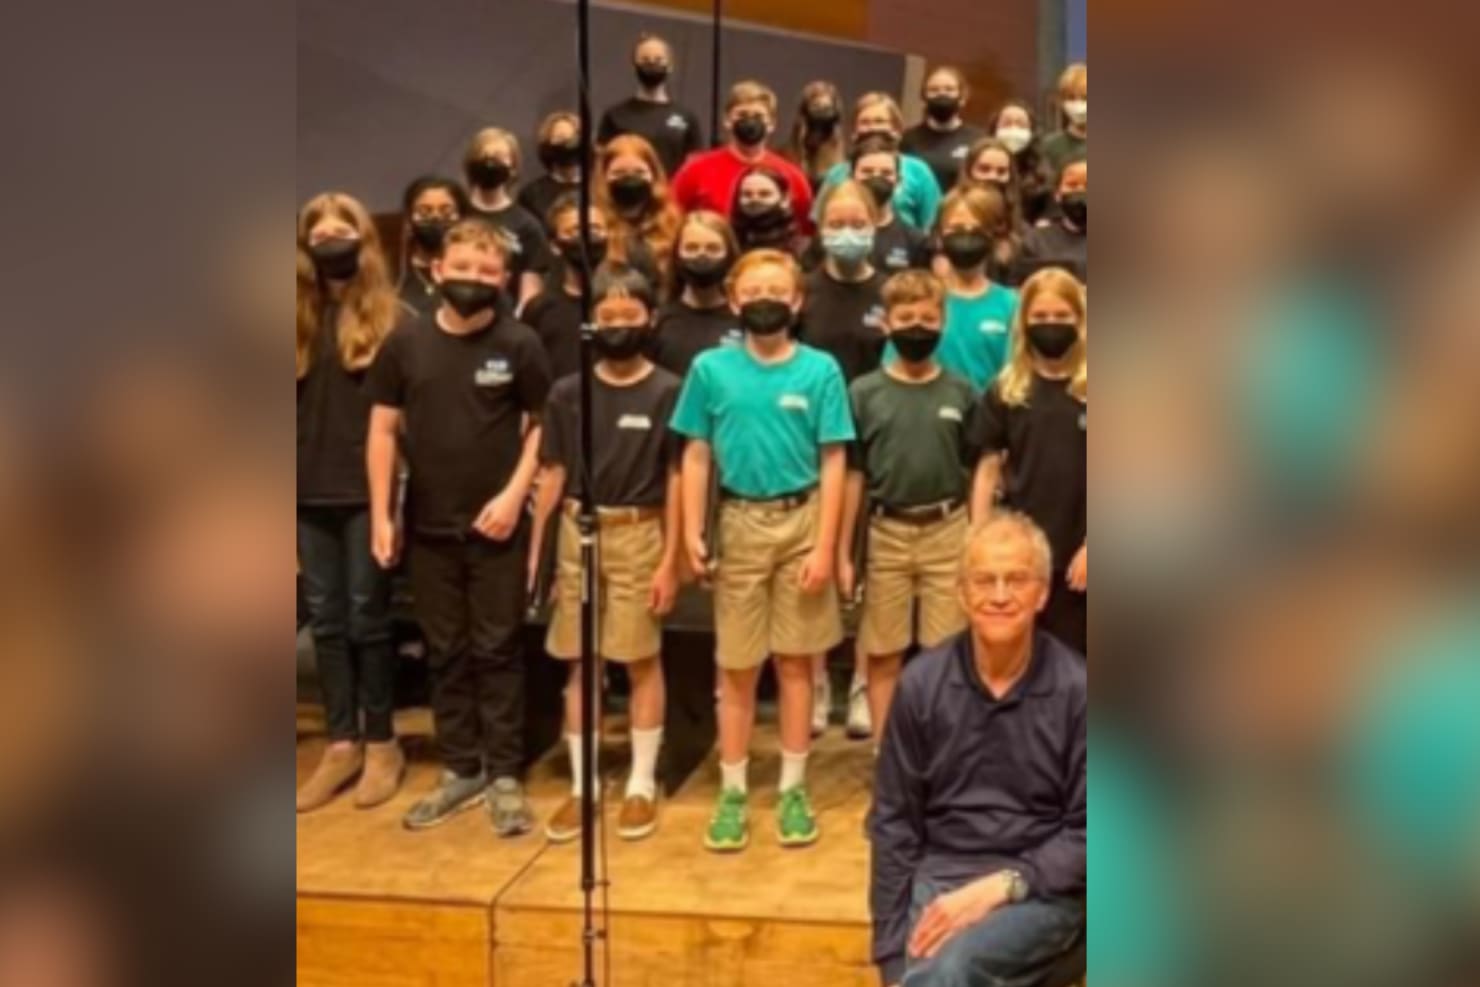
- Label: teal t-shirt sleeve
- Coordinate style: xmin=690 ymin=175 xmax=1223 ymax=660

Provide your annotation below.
xmin=906 ymin=155 xmax=942 ymax=230
xmin=816 ymin=359 xmax=856 ymax=444
xmin=669 ymin=360 xmax=713 ymax=440
xmin=812 ymin=162 xmax=848 ymax=222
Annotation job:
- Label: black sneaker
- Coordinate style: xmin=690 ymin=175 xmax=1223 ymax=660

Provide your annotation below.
xmin=401 ymin=770 xmax=487 ymax=830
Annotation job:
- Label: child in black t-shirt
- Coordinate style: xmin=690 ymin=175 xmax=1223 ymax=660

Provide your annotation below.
xmin=528 ymin=263 xmax=683 ymax=846
xmin=462 ymin=127 xmax=554 ymax=312
xmin=522 ymin=193 xmax=612 ymax=379
xmin=366 ymin=218 xmax=553 ymax=835
xmin=396 ymin=175 xmax=468 ymax=318
xmin=651 ymin=210 xmax=742 ymax=377
xmin=969 ymin=266 xmax=1087 ymax=655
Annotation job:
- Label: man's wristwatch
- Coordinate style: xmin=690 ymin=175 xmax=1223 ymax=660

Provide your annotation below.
xmin=1000 ymin=869 xmax=1029 ymax=903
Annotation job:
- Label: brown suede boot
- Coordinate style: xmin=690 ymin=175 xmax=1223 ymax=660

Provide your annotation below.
xmin=354 ymin=739 xmax=406 ymax=809
xmin=296 ymin=742 xmax=363 ymax=813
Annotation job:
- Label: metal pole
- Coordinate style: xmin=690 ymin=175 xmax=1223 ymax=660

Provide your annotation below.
xmin=710 ymin=0 xmax=724 ymax=146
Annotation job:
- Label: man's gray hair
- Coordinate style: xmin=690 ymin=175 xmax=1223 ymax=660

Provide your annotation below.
xmin=959 ymin=510 xmax=1054 ymax=581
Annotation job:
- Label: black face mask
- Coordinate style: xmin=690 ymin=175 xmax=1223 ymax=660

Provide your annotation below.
xmin=805 ymin=106 xmax=839 ymax=136
xmin=739 ymin=298 xmax=793 ymax=336
xmin=1060 ymin=192 xmax=1087 ymax=229
xmin=410 ymin=220 xmax=450 ymax=253
xmin=1027 ymin=321 xmax=1080 ymax=359
xmin=308 ymin=237 xmax=360 ymax=281
xmin=862 ymin=176 xmax=896 ymax=208
xmin=609 ymin=175 xmax=654 ymax=210
xmin=925 ymin=95 xmax=961 ymax=123
xmin=738 ymin=201 xmax=791 ymax=231
xmin=635 ymin=63 xmax=669 ymax=88
xmin=440 ymin=278 xmax=500 ymax=317
xmin=592 ymin=327 xmax=649 ymax=361
xmin=468 ymin=158 xmax=512 ymax=190
xmin=891 ymin=326 xmax=941 ymax=362
xmin=942 ymin=231 xmax=992 ymax=270
xmin=731 ymin=115 xmax=768 ymax=147
xmin=539 ymin=141 xmax=581 ymax=171
xmin=556 ymin=237 xmax=608 ymax=272
xmin=679 ymin=255 xmax=730 ymax=289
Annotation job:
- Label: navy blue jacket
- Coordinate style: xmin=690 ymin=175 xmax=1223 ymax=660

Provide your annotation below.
xmin=868 ymin=630 xmax=1087 ymax=984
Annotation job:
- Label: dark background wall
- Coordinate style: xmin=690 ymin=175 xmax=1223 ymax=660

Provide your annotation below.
xmin=298 ymin=0 xmax=907 ymax=209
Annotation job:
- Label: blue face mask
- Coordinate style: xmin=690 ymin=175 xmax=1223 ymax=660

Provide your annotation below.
xmin=822 ymin=227 xmax=875 ymax=263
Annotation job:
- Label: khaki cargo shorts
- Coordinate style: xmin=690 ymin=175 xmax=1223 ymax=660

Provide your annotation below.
xmin=546 ymin=507 xmax=665 ymax=663
xmin=712 ymin=495 xmax=843 ymax=670
xmin=858 ymin=508 xmax=968 ymax=656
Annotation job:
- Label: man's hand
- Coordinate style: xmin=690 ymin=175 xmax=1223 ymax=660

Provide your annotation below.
xmin=907 ymin=873 xmax=1011 ymax=961
xmin=473 ymin=490 xmax=523 ymax=541
xmin=649 ymin=560 xmax=679 ymax=616
xmin=837 ymin=552 xmax=856 ymax=602
xmin=1066 ymin=543 xmax=1087 ymax=592
xmin=371 ymin=516 xmax=401 ymax=569
xmin=798 ymin=544 xmax=833 ymax=594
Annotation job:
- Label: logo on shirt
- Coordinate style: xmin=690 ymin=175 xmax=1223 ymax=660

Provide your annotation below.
xmin=496 ymin=228 xmax=522 ymax=256
xmin=1078 ymin=411 xmax=1087 ymax=431
xmin=618 ymin=414 xmax=653 ymax=431
xmin=886 ymin=248 xmax=910 ymax=269
xmin=667 ymin=114 xmax=688 ymax=131
xmin=952 ymin=145 xmax=969 ymax=159
xmin=474 ymin=357 xmax=512 ymax=387
xmin=778 ymin=394 xmax=809 ymax=412
xmin=980 ymin=320 xmax=1008 ymax=335
xmin=862 ymin=305 xmax=887 ymax=331
xmin=938 ymin=406 xmax=963 ymax=422
xmin=721 ymin=328 xmax=744 ymax=346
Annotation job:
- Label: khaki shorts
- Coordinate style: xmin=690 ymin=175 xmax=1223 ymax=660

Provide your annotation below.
xmin=858 ymin=509 xmax=968 ymax=656
xmin=545 ymin=509 xmax=664 ymax=663
xmin=713 ymin=496 xmax=843 ymax=670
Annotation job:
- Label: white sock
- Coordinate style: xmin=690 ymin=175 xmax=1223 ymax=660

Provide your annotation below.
xmin=780 ymin=748 xmax=809 ymax=793
xmin=626 ymin=726 xmax=663 ymax=800
xmin=567 ymin=732 xmax=599 ymax=797
xmin=720 ymin=758 xmax=749 ymax=795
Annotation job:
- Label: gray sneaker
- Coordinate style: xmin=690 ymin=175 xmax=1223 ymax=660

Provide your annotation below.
xmin=401 ymin=770 xmax=487 ymax=831
xmin=487 ymin=776 xmax=535 ymax=837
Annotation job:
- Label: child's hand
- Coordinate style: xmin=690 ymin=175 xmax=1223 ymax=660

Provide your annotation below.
xmin=526 ymin=548 xmax=540 ymax=595
xmin=474 ymin=491 xmax=523 ymax=541
xmin=648 ymin=562 xmax=679 ymax=616
xmin=371 ymin=516 xmax=401 ymax=569
xmin=837 ymin=553 xmax=857 ymax=601
xmin=684 ymin=533 xmax=709 ymax=580
xmin=1066 ymin=543 xmax=1087 ymax=592
xmin=798 ymin=545 xmax=833 ymax=594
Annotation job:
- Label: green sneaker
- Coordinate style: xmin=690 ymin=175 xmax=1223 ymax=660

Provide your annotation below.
xmin=704 ymin=788 xmax=749 ymax=852
xmin=776 ymin=786 xmax=819 ymax=848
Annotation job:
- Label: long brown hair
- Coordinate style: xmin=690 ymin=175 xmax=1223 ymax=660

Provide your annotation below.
xmin=786 ymin=81 xmax=845 ymax=180
xmin=296 ymin=192 xmax=399 ymax=379
xmin=595 ymin=134 xmax=682 ymax=286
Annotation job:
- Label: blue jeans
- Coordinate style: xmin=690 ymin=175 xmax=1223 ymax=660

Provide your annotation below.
xmin=902 ymin=876 xmax=1085 ymax=987
xmin=297 ymin=504 xmax=394 ymax=741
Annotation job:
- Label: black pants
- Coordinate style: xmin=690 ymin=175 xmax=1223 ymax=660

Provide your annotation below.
xmin=1041 ymin=573 xmax=1087 ymax=658
xmin=297 ymin=504 xmax=395 ymax=741
xmin=409 ymin=526 xmax=529 ymax=780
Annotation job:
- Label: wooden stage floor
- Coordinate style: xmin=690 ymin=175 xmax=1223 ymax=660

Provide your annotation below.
xmin=297 ymin=705 xmax=880 ymax=987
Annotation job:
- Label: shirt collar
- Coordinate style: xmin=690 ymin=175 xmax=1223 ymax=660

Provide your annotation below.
xmin=953 ymin=629 xmax=1059 ymax=704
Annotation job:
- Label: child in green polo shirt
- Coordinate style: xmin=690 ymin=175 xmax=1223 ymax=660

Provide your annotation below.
xmin=839 ymin=270 xmax=977 ymax=744
xmin=669 ymin=247 xmax=855 ymax=852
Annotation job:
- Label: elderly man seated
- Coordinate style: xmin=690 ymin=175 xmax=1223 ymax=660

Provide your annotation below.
xmin=869 ymin=510 xmax=1086 ymax=987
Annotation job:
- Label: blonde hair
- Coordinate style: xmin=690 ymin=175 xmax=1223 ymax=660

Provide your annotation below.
xmin=922 ymin=65 xmax=971 ymax=100
xmin=463 ymin=127 xmax=522 ymax=183
xmin=881 ymin=269 xmax=945 ymax=311
xmin=1056 ymin=63 xmax=1088 ymax=100
xmin=674 ymin=210 xmax=739 ymax=262
xmin=442 ymin=217 xmax=513 ymax=262
xmin=853 ymin=92 xmax=904 ymax=132
xmin=815 ymin=178 xmax=880 ymax=226
xmin=726 ymin=80 xmax=777 ymax=116
xmin=996 ymin=266 xmax=1087 ymax=407
xmin=295 ymin=192 xmax=399 ymax=379
xmin=536 ymin=110 xmax=580 ymax=147
xmin=938 ymin=184 xmax=1011 ymax=239
xmin=725 ymin=247 xmax=804 ymax=299
xmin=595 ymin=133 xmax=682 ymax=286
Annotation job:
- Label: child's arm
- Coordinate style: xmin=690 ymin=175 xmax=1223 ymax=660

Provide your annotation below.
xmin=528 ymin=462 xmax=566 ymax=591
xmin=366 ymin=405 xmax=403 ymax=568
xmin=838 ymin=468 xmax=865 ymax=600
xmin=970 ymin=452 xmax=1003 ymax=523
xmin=649 ymin=464 xmax=683 ymax=615
xmin=680 ymin=439 xmax=712 ymax=576
xmin=800 ymin=444 xmax=846 ymax=592
xmin=475 ymin=417 xmax=543 ymax=541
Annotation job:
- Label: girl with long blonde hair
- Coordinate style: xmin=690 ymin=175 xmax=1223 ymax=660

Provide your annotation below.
xmin=296 ymin=191 xmax=405 ymax=812
xmin=969 ymin=265 xmax=1087 ymax=654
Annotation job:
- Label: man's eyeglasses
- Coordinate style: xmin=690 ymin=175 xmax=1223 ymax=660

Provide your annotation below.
xmin=963 ymin=570 xmax=1041 ymax=596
